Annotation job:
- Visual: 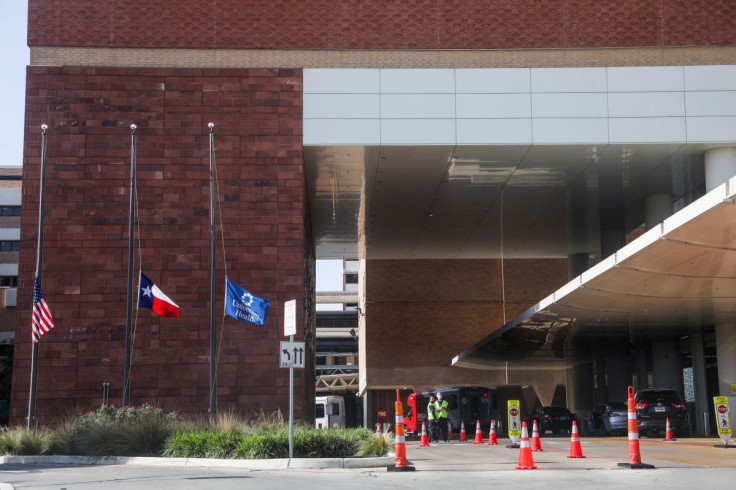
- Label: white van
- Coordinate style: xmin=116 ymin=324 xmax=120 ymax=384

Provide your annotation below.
xmin=315 ymin=395 xmax=345 ymax=429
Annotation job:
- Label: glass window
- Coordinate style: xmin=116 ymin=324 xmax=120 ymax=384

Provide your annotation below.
xmin=316 ymin=404 xmax=325 ymax=418
xmin=330 ymin=403 xmax=340 ymax=415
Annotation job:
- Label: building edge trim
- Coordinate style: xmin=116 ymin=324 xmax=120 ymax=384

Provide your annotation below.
xmin=30 ymin=45 xmax=736 ymax=70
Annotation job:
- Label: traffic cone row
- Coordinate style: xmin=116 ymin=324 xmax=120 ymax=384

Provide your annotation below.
xmin=419 ymin=421 xmax=430 ymax=447
xmin=530 ymin=420 xmax=543 ymax=451
xmin=515 ymin=422 xmax=538 ymax=470
xmin=473 ymin=420 xmax=484 ymax=444
xmin=487 ymin=419 xmax=498 ymax=445
xmin=567 ymin=420 xmax=585 ymax=458
xmin=459 ymin=420 xmax=468 ymax=442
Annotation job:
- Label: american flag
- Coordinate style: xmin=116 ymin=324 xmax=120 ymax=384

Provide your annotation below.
xmin=32 ymin=276 xmax=55 ymax=343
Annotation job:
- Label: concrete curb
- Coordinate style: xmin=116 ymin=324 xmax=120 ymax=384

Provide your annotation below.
xmin=0 ymin=454 xmax=394 ymax=470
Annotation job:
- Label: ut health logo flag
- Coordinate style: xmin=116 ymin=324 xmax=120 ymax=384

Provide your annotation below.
xmin=224 ymin=279 xmax=270 ymax=326
xmin=138 ymin=272 xmax=180 ymax=318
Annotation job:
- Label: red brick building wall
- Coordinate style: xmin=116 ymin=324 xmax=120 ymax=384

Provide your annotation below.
xmin=12 ymin=66 xmax=313 ymax=422
xmin=28 ymin=0 xmax=736 ymax=50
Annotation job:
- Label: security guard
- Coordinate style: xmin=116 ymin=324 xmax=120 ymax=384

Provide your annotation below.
xmin=426 ymin=394 xmax=437 ymax=442
xmin=435 ymin=392 xmax=449 ymax=442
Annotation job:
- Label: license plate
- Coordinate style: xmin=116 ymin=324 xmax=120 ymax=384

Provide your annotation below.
xmin=654 ymin=407 xmax=665 ymax=412
xmin=559 ymin=416 xmax=569 ymax=420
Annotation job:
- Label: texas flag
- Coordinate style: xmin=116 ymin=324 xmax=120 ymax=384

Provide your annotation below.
xmin=138 ymin=272 xmax=180 ymax=318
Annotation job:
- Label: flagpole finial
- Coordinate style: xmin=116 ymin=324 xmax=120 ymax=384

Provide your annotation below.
xmin=208 ymin=122 xmax=214 ymax=131
xmin=41 ymin=124 xmax=48 ymax=133
xmin=130 ymin=123 xmax=137 ymax=133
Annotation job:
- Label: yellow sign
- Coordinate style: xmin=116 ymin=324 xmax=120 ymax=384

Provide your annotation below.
xmin=713 ymin=396 xmax=732 ymax=444
xmin=731 ymin=384 xmax=736 ymax=395
xmin=508 ymin=400 xmax=521 ymax=438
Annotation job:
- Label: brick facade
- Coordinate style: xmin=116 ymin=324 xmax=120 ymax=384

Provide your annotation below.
xmin=12 ymin=66 xmax=313 ymax=422
xmin=28 ymin=0 xmax=736 ymax=50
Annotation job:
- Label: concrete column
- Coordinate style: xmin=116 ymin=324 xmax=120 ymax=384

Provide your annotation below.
xmin=568 ymin=362 xmax=595 ymax=416
xmin=644 ymin=193 xmax=672 ymax=230
xmin=635 ymin=347 xmax=649 ymax=391
xmin=605 ymin=355 xmax=631 ymax=402
xmin=691 ymin=333 xmax=709 ymax=436
xmin=567 ymin=175 xmax=588 ymax=279
xmin=705 ymin=148 xmax=736 ymax=192
xmin=705 ymin=150 xmax=736 ymax=425
xmin=651 ymin=340 xmax=683 ymax=395
xmin=598 ymin=162 xmax=625 ymax=258
xmin=715 ymin=323 xmax=736 ymax=396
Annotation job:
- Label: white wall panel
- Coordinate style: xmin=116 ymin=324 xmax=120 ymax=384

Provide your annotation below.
xmin=303 ymin=119 xmax=380 ymax=145
xmin=303 ymin=69 xmax=379 ymax=94
xmin=304 ymin=94 xmax=380 ymax=119
xmin=685 ymin=66 xmax=736 ymax=91
xmin=456 ymin=94 xmax=531 ymax=118
xmin=687 ymin=117 xmax=736 ymax=143
xmin=381 ymin=69 xmax=455 ymax=93
xmin=532 ymin=118 xmax=608 ymax=144
xmin=532 ymin=93 xmax=607 ymax=118
xmin=455 ymin=68 xmax=531 ymax=93
xmin=607 ymin=66 xmax=684 ymax=92
xmin=608 ymin=92 xmax=686 ymax=118
xmin=686 ymin=92 xmax=736 ymax=116
xmin=531 ymin=67 xmax=607 ymax=93
xmin=457 ymin=119 xmax=532 ymax=144
xmin=381 ymin=119 xmax=456 ymax=145
xmin=609 ymin=117 xmax=686 ymax=143
xmin=381 ymin=94 xmax=455 ymax=118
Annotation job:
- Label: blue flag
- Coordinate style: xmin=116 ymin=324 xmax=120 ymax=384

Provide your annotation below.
xmin=224 ymin=279 xmax=270 ymax=326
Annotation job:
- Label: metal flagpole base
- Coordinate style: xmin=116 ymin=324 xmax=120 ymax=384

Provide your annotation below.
xmin=617 ymin=462 xmax=655 ymax=469
xmin=387 ymin=465 xmax=416 ymax=472
xmin=712 ymin=444 xmax=736 ymax=448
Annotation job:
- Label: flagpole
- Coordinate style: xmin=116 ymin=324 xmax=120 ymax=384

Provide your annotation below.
xmin=122 ymin=123 xmax=137 ymax=407
xmin=208 ymin=122 xmax=217 ymax=419
xmin=27 ymin=123 xmax=49 ymax=430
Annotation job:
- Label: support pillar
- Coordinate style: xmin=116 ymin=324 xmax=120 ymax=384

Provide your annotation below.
xmin=567 ymin=174 xmax=588 ymax=279
xmin=705 ymin=149 xmax=736 ymax=424
xmin=691 ymin=333 xmax=709 ymax=436
xmin=598 ymin=162 xmax=625 ymax=258
xmin=644 ymin=194 xmax=672 ymax=230
xmin=568 ymin=362 xmax=595 ymax=417
xmin=651 ymin=341 xmax=683 ymax=396
xmin=605 ymin=355 xmax=631 ymax=402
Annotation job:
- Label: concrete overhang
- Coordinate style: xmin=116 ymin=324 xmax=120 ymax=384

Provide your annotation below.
xmin=453 ymin=175 xmax=736 ymax=370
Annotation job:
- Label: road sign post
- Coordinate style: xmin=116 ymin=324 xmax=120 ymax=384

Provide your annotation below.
xmin=507 ymin=400 xmax=521 ymax=448
xmin=283 ymin=300 xmax=297 ymax=464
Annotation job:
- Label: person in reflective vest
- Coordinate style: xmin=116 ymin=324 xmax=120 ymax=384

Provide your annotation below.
xmin=435 ymin=392 xmax=449 ymax=442
xmin=426 ymin=394 xmax=437 ymax=442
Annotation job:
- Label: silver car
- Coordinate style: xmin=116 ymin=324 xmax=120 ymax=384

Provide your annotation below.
xmin=584 ymin=402 xmax=628 ymax=436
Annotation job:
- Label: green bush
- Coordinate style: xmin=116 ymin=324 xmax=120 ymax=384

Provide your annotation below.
xmin=0 ymin=427 xmax=49 ymax=455
xmin=356 ymin=432 xmax=393 ymax=457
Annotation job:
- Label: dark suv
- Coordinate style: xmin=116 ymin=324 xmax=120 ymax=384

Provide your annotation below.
xmin=634 ymin=389 xmax=689 ymax=437
xmin=526 ymin=406 xmax=575 ymax=435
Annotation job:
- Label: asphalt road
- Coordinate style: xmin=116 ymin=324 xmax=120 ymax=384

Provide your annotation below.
xmin=1 ymin=436 xmax=735 ymax=489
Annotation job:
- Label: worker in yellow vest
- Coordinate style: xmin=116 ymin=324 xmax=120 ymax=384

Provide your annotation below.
xmin=434 ymin=392 xmax=449 ymax=442
xmin=426 ymin=394 xmax=437 ymax=442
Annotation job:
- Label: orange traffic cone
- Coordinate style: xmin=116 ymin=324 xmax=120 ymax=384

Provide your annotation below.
xmin=376 ymin=423 xmax=382 ymax=436
xmin=663 ymin=418 xmax=677 ymax=441
xmin=447 ymin=420 xmax=453 ymax=441
xmin=387 ymin=389 xmax=415 ymax=472
xmin=567 ymin=420 xmax=585 ymax=458
xmin=515 ymin=422 xmax=538 ymax=470
xmin=419 ymin=421 xmax=430 ymax=447
xmin=459 ymin=420 xmax=468 ymax=442
xmin=530 ymin=420 xmax=543 ymax=451
xmin=473 ymin=420 xmax=484 ymax=444
xmin=617 ymin=386 xmax=654 ymax=469
xmin=488 ymin=419 xmax=499 ymax=445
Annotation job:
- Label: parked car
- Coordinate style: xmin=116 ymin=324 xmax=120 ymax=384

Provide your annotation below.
xmin=634 ymin=389 xmax=689 ymax=437
xmin=584 ymin=402 xmax=628 ymax=436
xmin=526 ymin=406 xmax=575 ymax=435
